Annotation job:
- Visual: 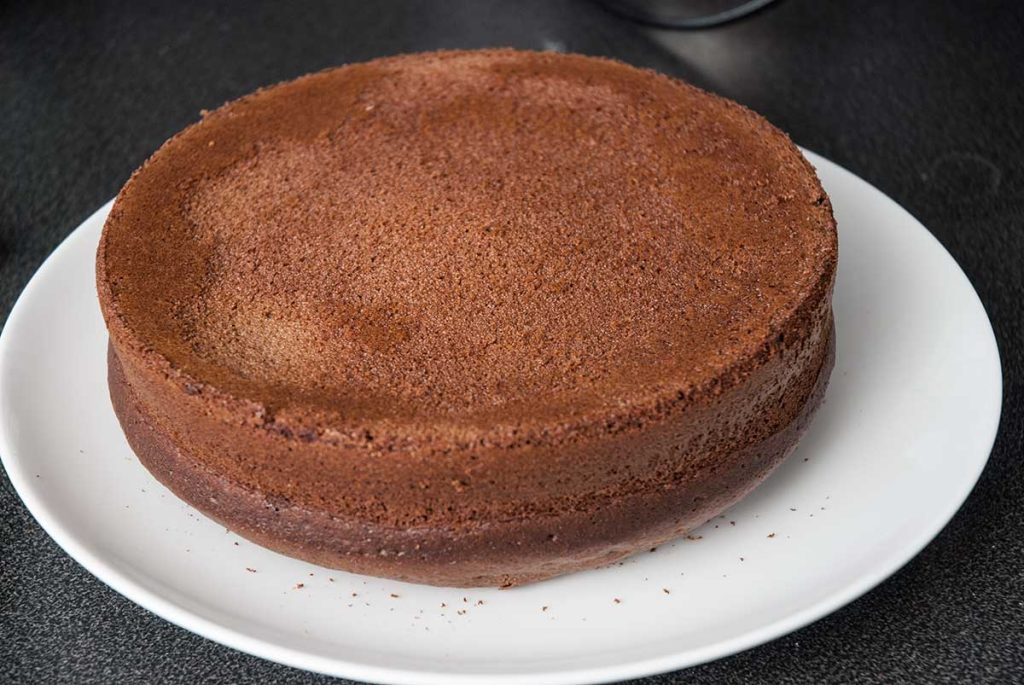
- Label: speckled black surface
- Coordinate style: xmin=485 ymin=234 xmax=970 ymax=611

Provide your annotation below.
xmin=1 ymin=1 xmax=1022 ymax=683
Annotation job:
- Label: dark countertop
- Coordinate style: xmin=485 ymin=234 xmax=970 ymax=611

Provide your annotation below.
xmin=2 ymin=1 xmax=1022 ymax=682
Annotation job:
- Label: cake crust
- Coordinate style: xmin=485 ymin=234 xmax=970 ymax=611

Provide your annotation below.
xmin=109 ymin=327 xmax=832 ymax=586
xmin=97 ymin=50 xmax=838 ymax=586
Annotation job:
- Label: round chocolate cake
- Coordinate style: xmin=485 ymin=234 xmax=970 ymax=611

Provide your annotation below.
xmin=97 ymin=50 xmax=836 ymax=587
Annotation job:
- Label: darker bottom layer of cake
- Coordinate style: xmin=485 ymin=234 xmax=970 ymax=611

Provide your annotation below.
xmin=108 ymin=324 xmax=834 ymax=587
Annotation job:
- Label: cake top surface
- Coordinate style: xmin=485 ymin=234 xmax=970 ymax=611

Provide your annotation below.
xmin=98 ymin=49 xmax=836 ymax=435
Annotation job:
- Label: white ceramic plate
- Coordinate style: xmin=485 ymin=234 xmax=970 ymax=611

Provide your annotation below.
xmin=0 ymin=151 xmax=1002 ymax=684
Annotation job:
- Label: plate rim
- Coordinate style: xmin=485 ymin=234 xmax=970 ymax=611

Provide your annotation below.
xmin=0 ymin=149 xmax=1003 ymax=685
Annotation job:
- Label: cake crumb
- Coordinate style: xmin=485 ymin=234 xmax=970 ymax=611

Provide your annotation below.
xmin=767 ymin=533 xmax=776 ymax=538
xmin=542 ymin=606 xmax=548 ymax=612
xmin=295 ymin=583 xmax=305 ymax=589
xmin=390 ymin=593 xmax=400 ymax=598
xmin=662 ymin=588 xmax=671 ymax=595
xmin=613 ymin=598 xmax=621 ymax=604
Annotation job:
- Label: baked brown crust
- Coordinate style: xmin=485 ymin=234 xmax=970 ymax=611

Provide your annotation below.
xmin=109 ymin=326 xmax=832 ymax=586
xmin=97 ymin=50 xmax=838 ymax=587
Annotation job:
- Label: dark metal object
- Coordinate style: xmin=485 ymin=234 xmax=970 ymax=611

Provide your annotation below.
xmin=595 ymin=0 xmax=779 ymax=29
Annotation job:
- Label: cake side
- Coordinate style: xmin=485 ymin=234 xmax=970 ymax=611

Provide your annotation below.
xmin=109 ymin=321 xmax=833 ymax=587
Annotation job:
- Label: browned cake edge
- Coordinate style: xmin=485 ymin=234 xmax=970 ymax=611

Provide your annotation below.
xmin=108 ymin=322 xmax=833 ymax=587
